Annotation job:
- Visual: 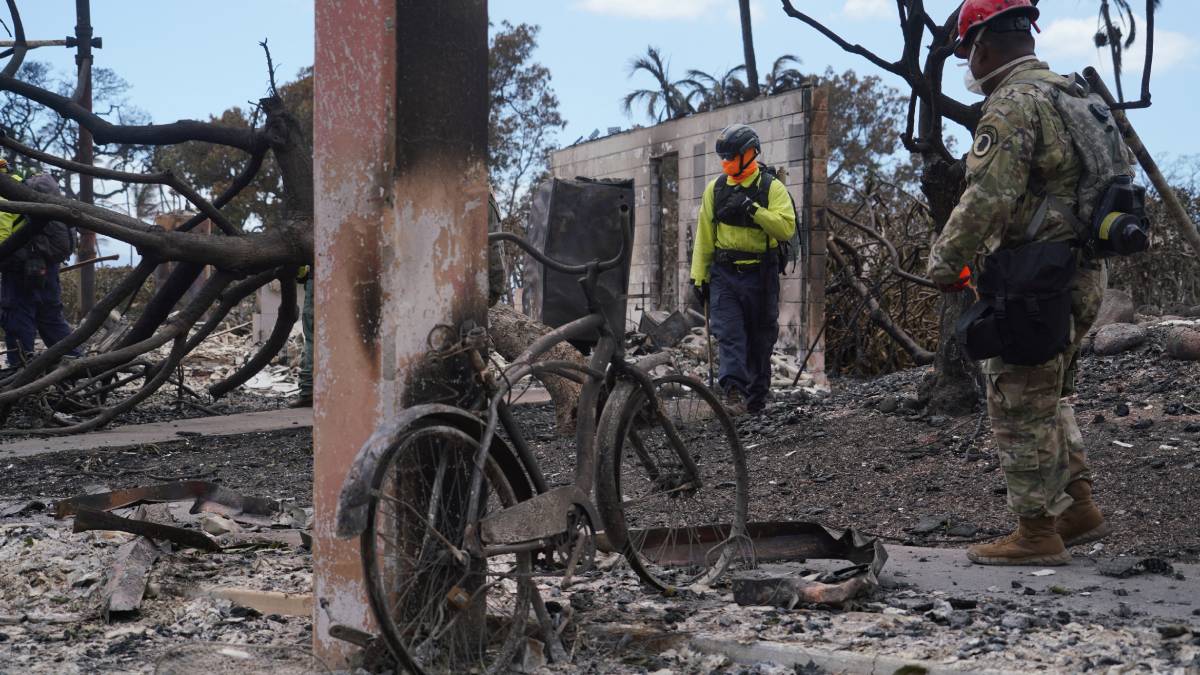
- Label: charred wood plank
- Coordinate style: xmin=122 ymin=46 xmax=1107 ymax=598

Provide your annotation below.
xmin=100 ymin=504 xmax=171 ymax=621
xmin=73 ymin=508 xmax=221 ymax=552
xmin=55 ymin=481 xmax=279 ymax=520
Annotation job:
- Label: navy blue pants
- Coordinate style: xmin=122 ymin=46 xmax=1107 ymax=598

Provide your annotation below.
xmin=709 ymin=258 xmax=780 ymax=409
xmin=2 ymin=266 xmax=74 ymax=367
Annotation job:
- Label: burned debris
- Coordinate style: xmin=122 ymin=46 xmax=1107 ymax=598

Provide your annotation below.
xmin=1 ymin=0 xmax=1198 ymax=672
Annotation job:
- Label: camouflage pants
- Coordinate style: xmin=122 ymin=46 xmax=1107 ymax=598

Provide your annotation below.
xmin=299 ymin=278 xmax=314 ymax=396
xmin=984 ymin=261 xmax=1106 ymax=518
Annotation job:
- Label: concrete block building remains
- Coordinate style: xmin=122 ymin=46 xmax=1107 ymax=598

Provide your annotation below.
xmin=550 ymin=86 xmax=829 ymax=380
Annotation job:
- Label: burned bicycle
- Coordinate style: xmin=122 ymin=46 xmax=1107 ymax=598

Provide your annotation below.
xmin=334 ymin=204 xmax=750 ymax=674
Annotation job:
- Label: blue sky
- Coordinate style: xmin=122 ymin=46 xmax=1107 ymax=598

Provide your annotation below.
xmin=7 ymin=1 xmax=1198 ymax=172
xmin=494 ymin=0 xmax=1200 ymax=169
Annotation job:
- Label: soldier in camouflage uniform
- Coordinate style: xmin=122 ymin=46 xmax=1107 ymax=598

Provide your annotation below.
xmin=927 ymin=0 xmax=1112 ymax=566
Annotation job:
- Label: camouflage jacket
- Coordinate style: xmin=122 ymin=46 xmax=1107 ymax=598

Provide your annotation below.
xmin=927 ymin=60 xmax=1084 ymax=284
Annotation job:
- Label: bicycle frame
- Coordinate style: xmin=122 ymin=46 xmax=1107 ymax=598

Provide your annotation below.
xmin=333 ymin=200 xmax=746 ymax=671
xmin=463 ymin=205 xmax=705 ymax=557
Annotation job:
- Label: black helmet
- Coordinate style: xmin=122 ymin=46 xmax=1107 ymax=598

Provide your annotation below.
xmin=715 ymin=124 xmax=760 ymax=160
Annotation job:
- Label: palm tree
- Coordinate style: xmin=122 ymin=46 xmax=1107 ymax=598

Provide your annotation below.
xmin=738 ymin=0 xmax=761 ymax=99
xmin=679 ymin=65 xmax=750 ymax=113
xmin=622 ymin=46 xmax=692 ymax=123
xmin=1094 ymin=0 xmax=1161 ymax=103
xmin=761 ymin=54 xmax=806 ymax=95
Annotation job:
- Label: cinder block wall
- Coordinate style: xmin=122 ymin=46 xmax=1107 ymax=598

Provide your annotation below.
xmin=550 ymin=87 xmax=828 ymax=382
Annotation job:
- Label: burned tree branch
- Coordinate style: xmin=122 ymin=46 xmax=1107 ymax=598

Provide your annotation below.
xmin=781 ymin=0 xmax=902 ymax=78
xmin=0 ymin=131 xmax=242 ymax=235
xmin=0 ymin=38 xmax=315 ymax=428
xmin=781 ymin=0 xmax=977 ymax=130
xmin=32 ymin=333 xmax=188 ymax=436
xmin=0 ymin=74 xmax=267 ymax=152
xmin=0 ymin=270 xmax=232 ymax=409
xmin=0 ymin=0 xmax=26 ymax=79
xmin=488 ymin=303 xmax=583 ymax=436
xmin=0 ymin=195 xmax=309 ymax=271
xmin=259 ymin=95 xmax=313 ymax=221
xmin=177 ymin=149 xmax=267 ymax=234
xmin=829 ymin=233 xmax=935 ymax=365
xmin=183 ymin=268 xmax=282 ymax=355
xmin=118 ymin=263 xmax=208 ymax=352
xmin=208 ymin=268 xmax=299 ymax=399
xmin=829 ymin=208 xmax=936 ymax=289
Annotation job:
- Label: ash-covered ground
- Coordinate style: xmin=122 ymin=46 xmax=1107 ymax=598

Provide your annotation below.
xmin=1 ymin=322 xmax=1198 ymax=672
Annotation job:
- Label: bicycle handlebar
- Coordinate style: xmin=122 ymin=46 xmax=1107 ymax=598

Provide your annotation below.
xmin=489 ymin=204 xmax=630 ymax=275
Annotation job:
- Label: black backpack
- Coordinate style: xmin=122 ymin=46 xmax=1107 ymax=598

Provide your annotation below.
xmin=22 ymin=174 xmax=76 ymax=265
xmin=712 ymin=162 xmax=804 ymax=271
xmin=33 ymin=219 xmax=76 ymax=264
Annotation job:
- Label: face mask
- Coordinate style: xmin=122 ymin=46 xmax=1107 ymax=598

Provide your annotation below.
xmin=959 ymin=28 xmax=1038 ymax=97
xmin=721 ymin=148 xmax=758 ymax=181
xmin=960 ymin=34 xmax=986 ymax=95
xmin=965 ymin=54 xmax=1038 ymax=96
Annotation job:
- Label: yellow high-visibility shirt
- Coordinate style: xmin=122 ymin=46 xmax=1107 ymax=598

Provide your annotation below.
xmin=689 ymin=167 xmax=796 ymax=285
xmin=0 ymin=172 xmax=26 ymax=244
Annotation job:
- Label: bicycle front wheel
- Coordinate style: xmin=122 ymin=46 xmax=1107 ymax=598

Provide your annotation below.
xmin=598 ymin=374 xmax=749 ymax=591
xmin=361 ymin=423 xmax=533 ymax=674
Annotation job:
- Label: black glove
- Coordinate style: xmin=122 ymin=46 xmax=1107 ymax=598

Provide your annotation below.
xmin=692 ymin=282 xmax=710 ymax=308
xmin=24 ymin=256 xmax=47 ymax=288
xmin=715 ymin=193 xmax=759 ymax=225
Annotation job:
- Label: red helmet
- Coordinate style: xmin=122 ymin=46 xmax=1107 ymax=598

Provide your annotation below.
xmin=955 ymin=0 xmax=1040 ymax=57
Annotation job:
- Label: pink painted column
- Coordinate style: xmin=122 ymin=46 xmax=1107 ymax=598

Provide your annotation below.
xmin=311 ymin=0 xmax=489 ymax=665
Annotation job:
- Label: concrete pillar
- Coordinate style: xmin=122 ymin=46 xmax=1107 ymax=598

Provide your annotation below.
xmin=311 ymin=0 xmax=489 ymax=665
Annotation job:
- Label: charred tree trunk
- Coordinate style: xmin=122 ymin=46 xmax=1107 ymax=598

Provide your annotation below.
xmin=487 ymin=303 xmax=583 ymax=435
xmin=917 ymin=157 xmax=979 ymax=415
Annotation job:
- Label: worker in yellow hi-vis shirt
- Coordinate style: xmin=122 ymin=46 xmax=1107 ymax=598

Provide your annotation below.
xmin=690 ymin=124 xmax=795 ymax=416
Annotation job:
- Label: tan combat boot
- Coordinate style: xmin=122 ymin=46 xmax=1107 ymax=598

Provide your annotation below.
xmin=967 ymin=516 xmax=1072 ymax=566
xmin=1056 ymin=480 xmax=1113 ymax=547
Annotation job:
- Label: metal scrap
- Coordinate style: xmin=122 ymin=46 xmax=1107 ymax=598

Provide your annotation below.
xmin=73 ymin=508 xmax=221 ymax=552
xmin=714 ymin=521 xmax=888 ymax=608
xmin=55 ymin=481 xmax=279 ymax=520
xmin=0 ymin=499 xmax=47 ymax=517
xmin=100 ymin=503 xmax=170 ymax=621
xmin=639 ymin=310 xmax=693 ymax=349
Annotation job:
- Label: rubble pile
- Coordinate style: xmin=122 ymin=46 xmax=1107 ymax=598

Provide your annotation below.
xmin=0 ymin=485 xmax=314 ymax=674
xmin=632 ymin=308 xmax=826 ymax=395
xmin=147 ymin=325 xmax=305 ymax=398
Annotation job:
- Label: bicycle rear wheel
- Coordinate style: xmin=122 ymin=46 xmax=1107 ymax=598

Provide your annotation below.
xmin=361 ymin=423 xmax=533 ymax=674
xmin=598 ymin=374 xmax=749 ymax=591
